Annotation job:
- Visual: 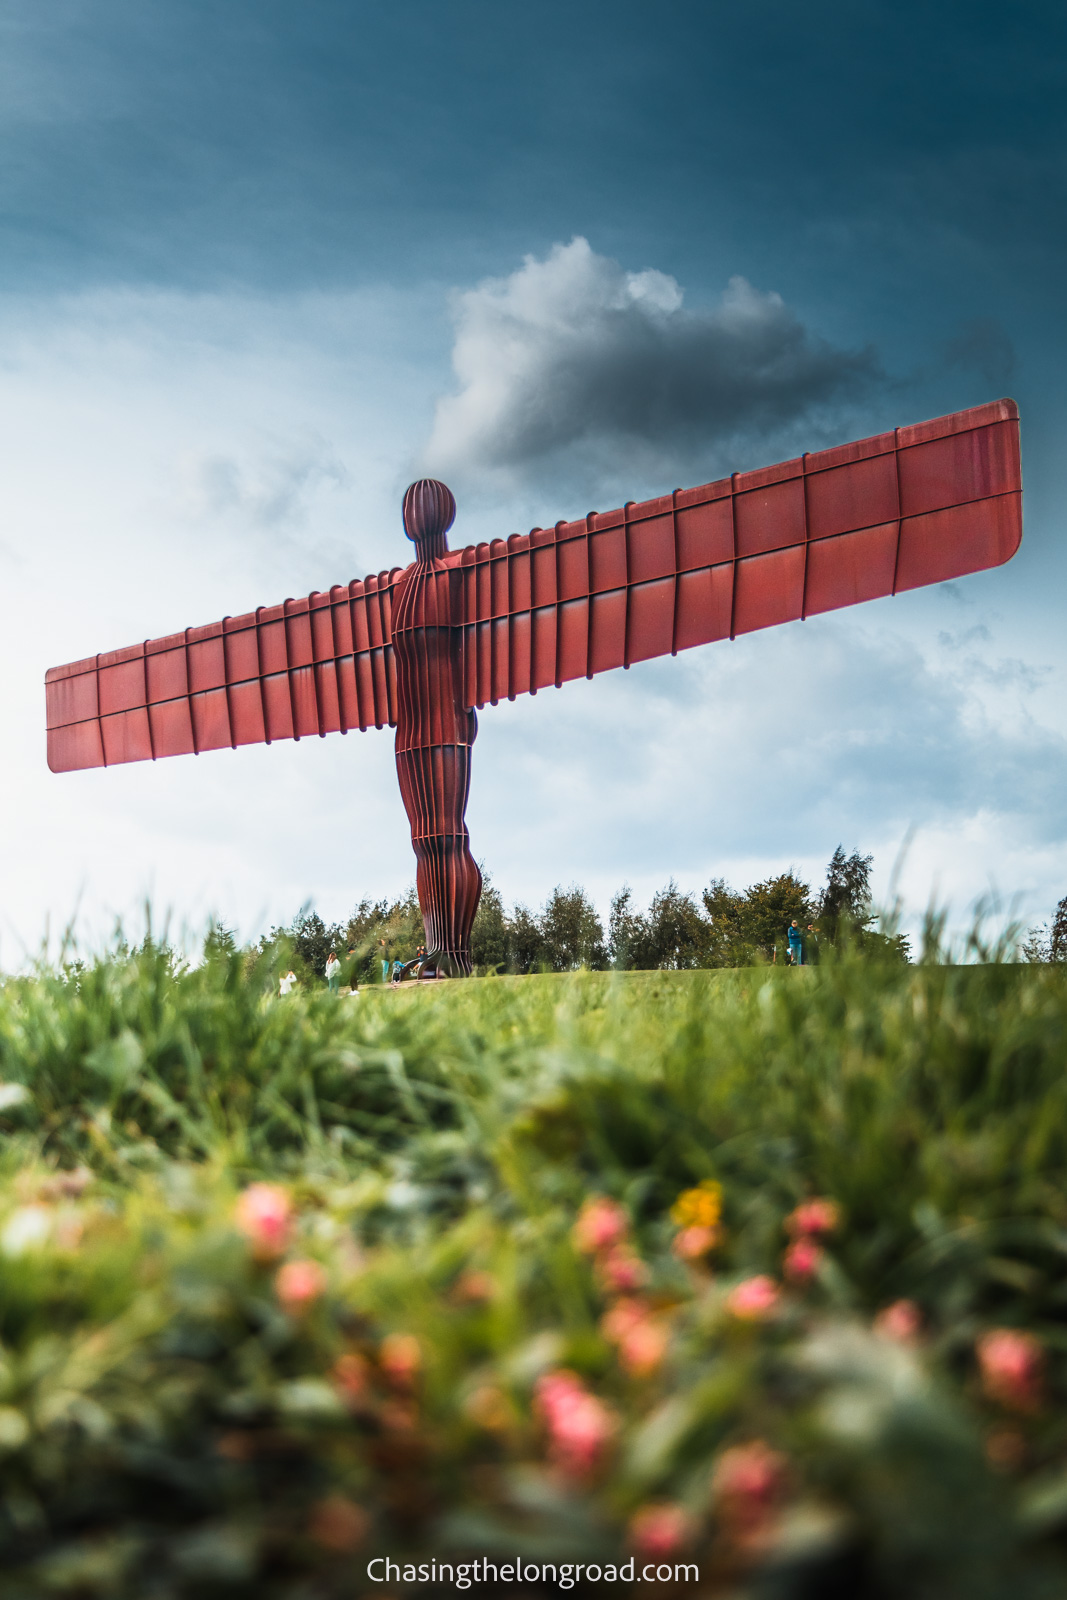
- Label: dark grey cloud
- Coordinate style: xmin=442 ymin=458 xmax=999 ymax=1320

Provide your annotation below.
xmin=944 ymin=317 xmax=1017 ymax=389
xmin=424 ymin=239 xmax=879 ymax=498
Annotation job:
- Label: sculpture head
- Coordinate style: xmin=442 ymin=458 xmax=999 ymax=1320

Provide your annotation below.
xmin=403 ymin=479 xmax=456 ymax=558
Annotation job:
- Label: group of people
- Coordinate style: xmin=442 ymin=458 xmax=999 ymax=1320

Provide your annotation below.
xmin=277 ymin=948 xmax=359 ymax=999
xmin=783 ymin=920 xmax=819 ymax=966
xmin=379 ymin=939 xmax=428 ymax=983
xmin=279 ymin=938 xmax=436 ymax=998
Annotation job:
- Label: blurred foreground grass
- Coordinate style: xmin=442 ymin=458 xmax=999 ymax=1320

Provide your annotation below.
xmin=0 ymin=947 xmax=1066 ymax=1595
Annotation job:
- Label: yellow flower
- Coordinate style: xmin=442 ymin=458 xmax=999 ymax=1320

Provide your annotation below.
xmin=670 ymin=1180 xmax=722 ymax=1230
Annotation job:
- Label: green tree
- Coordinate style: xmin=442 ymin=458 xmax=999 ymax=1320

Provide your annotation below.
xmin=507 ymin=904 xmax=544 ymax=974
xmin=741 ymin=871 xmax=814 ymax=961
xmin=610 ymin=882 xmax=707 ymax=969
xmin=817 ymin=846 xmax=874 ymax=941
xmin=701 ymin=878 xmax=752 ymax=967
xmin=1052 ymin=894 xmax=1067 ymax=961
xmin=1021 ymin=893 xmax=1067 ymax=964
xmin=816 ymin=846 xmax=909 ymax=961
xmin=538 ymin=885 xmax=606 ymax=971
xmin=471 ymin=873 xmax=508 ymax=973
xmin=290 ymin=909 xmax=342 ymax=979
xmin=608 ymin=886 xmax=641 ymax=970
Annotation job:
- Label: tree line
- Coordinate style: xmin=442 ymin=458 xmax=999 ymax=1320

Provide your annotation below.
xmin=1022 ymin=894 xmax=1067 ymax=964
xmin=271 ymin=845 xmax=910 ymax=983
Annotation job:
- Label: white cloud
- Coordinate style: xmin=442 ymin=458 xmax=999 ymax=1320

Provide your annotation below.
xmin=424 ymin=237 xmax=879 ymax=500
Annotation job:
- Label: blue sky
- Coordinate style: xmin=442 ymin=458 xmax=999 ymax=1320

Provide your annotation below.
xmin=2 ymin=0 xmax=1065 ymax=955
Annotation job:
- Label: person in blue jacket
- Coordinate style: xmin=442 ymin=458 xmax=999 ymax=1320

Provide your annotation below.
xmin=787 ymin=919 xmax=804 ymax=965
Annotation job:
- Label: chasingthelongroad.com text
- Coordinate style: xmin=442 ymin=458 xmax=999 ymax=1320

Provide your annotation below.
xmin=366 ymin=1558 xmax=698 ymax=1588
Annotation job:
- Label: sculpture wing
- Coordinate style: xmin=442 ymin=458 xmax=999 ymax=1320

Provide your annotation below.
xmin=455 ymin=399 xmax=1022 ymax=709
xmin=46 ymin=570 xmax=406 ymax=773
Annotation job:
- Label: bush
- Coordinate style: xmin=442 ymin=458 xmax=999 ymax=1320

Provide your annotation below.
xmin=0 ymin=946 xmax=1064 ymax=1594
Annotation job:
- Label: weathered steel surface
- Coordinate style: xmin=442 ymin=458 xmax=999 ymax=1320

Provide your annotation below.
xmin=45 ymin=398 xmax=1023 ymax=971
xmin=392 ymin=479 xmax=482 ymax=977
xmin=456 ymin=398 xmax=1021 ymax=704
xmin=45 ymin=569 xmax=405 ymax=771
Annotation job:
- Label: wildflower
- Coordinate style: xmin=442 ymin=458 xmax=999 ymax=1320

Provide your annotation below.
xmin=308 ymin=1495 xmax=368 ymax=1552
xmin=274 ymin=1258 xmax=327 ymax=1313
xmin=600 ymin=1297 xmax=650 ymax=1344
xmin=573 ymin=1197 xmax=629 ymax=1255
xmin=725 ymin=1275 xmax=780 ymax=1320
xmin=977 ymin=1329 xmax=1043 ymax=1412
xmin=38 ymin=1167 xmax=92 ymax=1201
xmin=53 ymin=1209 xmax=84 ymax=1253
xmin=380 ymin=1332 xmax=422 ymax=1388
xmin=380 ymin=1398 xmax=419 ymax=1433
xmin=670 ymin=1180 xmax=722 ymax=1230
xmin=453 ymin=1268 xmax=495 ymax=1304
xmin=985 ymin=1427 xmax=1026 ymax=1472
xmin=711 ymin=1440 xmax=788 ymax=1542
xmin=535 ymin=1369 xmax=618 ymax=1477
xmin=628 ymin=1502 xmax=694 ymax=1558
xmin=465 ymin=1385 xmax=512 ymax=1431
xmin=235 ymin=1183 xmax=292 ymax=1260
xmin=331 ymin=1352 xmax=371 ymax=1405
xmin=618 ymin=1316 xmax=671 ymax=1378
xmin=873 ymin=1299 xmax=922 ymax=1344
xmin=596 ymin=1245 xmax=649 ymax=1293
xmin=783 ymin=1238 xmax=823 ymax=1283
xmin=672 ymin=1224 xmax=719 ymax=1261
xmin=1 ymin=1205 xmax=52 ymax=1257
xmin=786 ymin=1198 xmax=840 ymax=1238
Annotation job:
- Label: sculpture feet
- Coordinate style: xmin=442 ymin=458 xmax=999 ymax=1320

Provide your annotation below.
xmin=418 ymin=949 xmax=471 ymax=979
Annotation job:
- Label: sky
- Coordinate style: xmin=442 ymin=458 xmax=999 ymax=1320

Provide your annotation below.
xmin=1 ymin=0 xmax=1066 ymax=960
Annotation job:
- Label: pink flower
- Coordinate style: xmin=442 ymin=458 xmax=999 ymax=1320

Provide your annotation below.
xmin=596 ymin=1245 xmax=649 ymax=1293
xmin=573 ymin=1197 xmax=629 ymax=1255
xmin=618 ymin=1317 xmax=670 ymax=1378
xmin=453 ymin=1269 xmax=495 ymax=1304
xmin=308 ymin=1495 xmax=368 ymax=1552
xmin=274 ymin=1257 xmax=327 ymax=1312
xmin=628 ymin=1503 xmax=694 ymax=1558
xmin=672 ymin=1224 xmax=719 ymax=1262
xmin=712 ymin=1440 xmax=788 ymax=1540
xmin=786 ymin=1198 xmax=840 ymax=1238
xmin=235 ymin=1183 xmax=292 ymax=1260
xmin=534 ymin=1369 xmax=618 ymax=1477
xmin=725 ymin=1275 xmax=780 ymax=1320
xmin=873 ymin=1299 xmax=922 ymax=1343
xmin=977 ymin=1329 xmax=1043 ymax=1412
xmin=330 ymin=1351 xmax=371 ymax=1405
xmin=380 ymin=1332 xmax=422 ymax=1388
xmin=600 ymin=1297 xmax=650 ymax=1344
xmin=783 ymin=1238 xmax=823 ymax=1283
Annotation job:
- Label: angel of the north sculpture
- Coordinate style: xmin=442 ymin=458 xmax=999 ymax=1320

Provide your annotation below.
xmin=46 ymin=398 xmax=1021 ymax=977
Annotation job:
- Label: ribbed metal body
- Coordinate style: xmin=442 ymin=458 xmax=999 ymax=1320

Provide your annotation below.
xmin=392 ymin=551 xmax=481 ymax=976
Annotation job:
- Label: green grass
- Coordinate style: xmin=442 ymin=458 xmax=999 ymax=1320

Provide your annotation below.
xmin=0 ymin=947 xmax=1066 ymax=1596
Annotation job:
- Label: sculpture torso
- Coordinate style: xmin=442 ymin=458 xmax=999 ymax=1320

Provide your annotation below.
xmin=391 ymin=557 xmax=476 ymax=754
xmin=391 ymin=483 xmax=482 ymax=976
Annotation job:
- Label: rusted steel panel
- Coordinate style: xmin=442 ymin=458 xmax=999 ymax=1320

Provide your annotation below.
xmin=45 ymin=571 xmax=403 ymax=768
xmin=804 ymin=522 xmax=900 ymax=616
xmin=44 ymin=400 xmax=1022 ymax=773
xmin=457 ymin=399 xmax=1022 ymax=707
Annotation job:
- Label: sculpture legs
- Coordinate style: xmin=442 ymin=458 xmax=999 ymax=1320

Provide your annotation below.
xmin=395 ymin=743 xmax=482 ymax=977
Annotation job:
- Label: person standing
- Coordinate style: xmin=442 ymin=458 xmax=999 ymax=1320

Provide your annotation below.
xmin=279 ymin=969 xmax=297 ymax=996
xmin=325 ymin=951 xmax=342 ymax=995
xmin=787 ymin=920 xmax=804 ymax=966
xmin=379 ymin=939 xmax=390 ymax=983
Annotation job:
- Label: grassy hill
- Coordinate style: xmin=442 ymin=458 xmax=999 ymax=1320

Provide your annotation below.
xmin=0 ymin=949 xmax=1065 ymax=1596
